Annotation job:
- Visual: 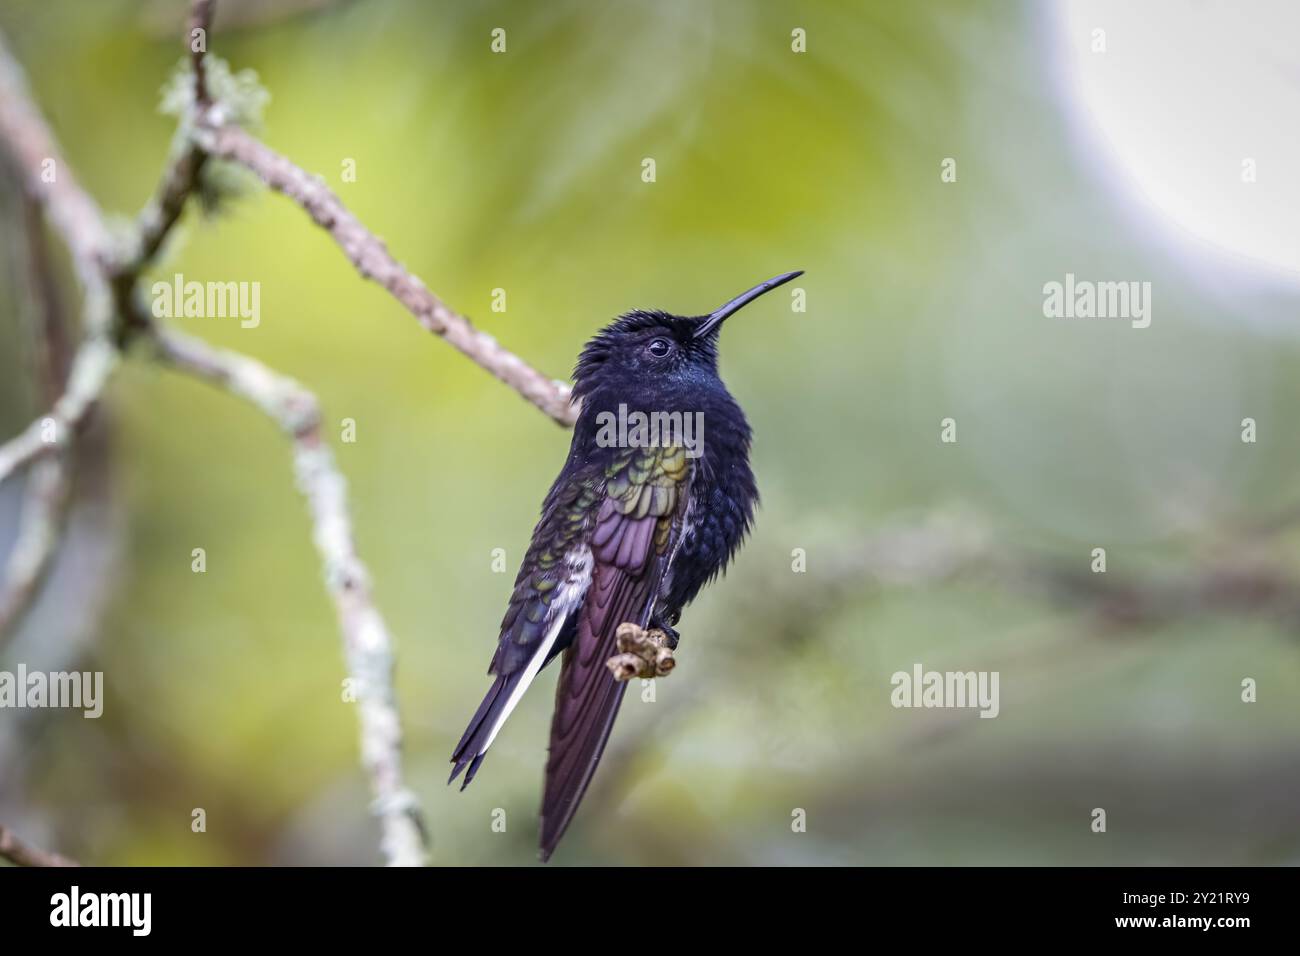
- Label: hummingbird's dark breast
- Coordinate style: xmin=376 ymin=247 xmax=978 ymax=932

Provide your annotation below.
xmin=660 ymin=391 xmax=757 ymax=614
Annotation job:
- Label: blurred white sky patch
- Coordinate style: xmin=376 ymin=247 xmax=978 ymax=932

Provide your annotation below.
xmin=1051 ymin=0 xmax=1300 ymax=280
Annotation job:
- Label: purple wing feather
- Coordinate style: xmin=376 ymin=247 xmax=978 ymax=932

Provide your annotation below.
xmin=539 ymin=447 xmax=689 ymax=860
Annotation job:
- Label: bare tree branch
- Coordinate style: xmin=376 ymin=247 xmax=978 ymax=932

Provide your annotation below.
xmin=190 ymin=113 xmax=577 ymax=427
xmin=20 ymin=188 xmax=74 ymax=395
xmin=0 ymin=823 xmax=78 ymax=867
xmin=149 ymin=324 xmax=429 ymax=865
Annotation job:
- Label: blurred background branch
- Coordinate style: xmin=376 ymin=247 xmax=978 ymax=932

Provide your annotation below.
xmin=0 ymin=192 xmax=74 ymax=641
xmin=0 ymin=823 xmax=78 ymax=867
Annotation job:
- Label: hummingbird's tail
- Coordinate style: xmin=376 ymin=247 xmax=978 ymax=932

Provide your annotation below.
xmin=449 ymin=612 xmax=578 ymax=789
xmin=538 ymin=564 xmax=651 ymax=860
xmin=448 ymin=674 xmax=511 ymax=788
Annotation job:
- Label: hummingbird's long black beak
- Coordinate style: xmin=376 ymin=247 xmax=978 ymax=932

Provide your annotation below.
xmin=693 ymin=270 xmax=804 ymax=339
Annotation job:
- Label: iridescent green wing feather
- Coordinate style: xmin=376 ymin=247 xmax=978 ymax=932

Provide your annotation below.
xmin=490 ymin=473 xmax=601 ymax=676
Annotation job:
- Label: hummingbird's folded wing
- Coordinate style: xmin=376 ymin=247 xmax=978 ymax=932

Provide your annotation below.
xmin=449 ymin=472 xmax=599 ymax=788
xmin=539 ymin=444 xmax=690 ymax=860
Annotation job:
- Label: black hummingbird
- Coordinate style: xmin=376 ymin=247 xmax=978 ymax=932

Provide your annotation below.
xmin=449 ymin=270 xmax=802 ymax=861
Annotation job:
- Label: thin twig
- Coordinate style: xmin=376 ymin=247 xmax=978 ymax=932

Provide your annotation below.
xmin=190 ymin=0 xmax=214 ymax=105
xmin=150 ymin=324 xmax=429 ymax=866
xmin=0 ymin=460 xmax=70 ymax=640
xmin=0 ymin=823 xmax=78 ymax=867
xmin=123 ymin=145 xmax=208 ymax=279
xmin=0 ymin=338 xmax=117 ymax=486
xmin=119 ymin=0 xmax=212 ymax=272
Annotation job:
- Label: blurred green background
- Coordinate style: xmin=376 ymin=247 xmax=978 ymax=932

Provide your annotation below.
xmin=1 ymin=0 xmax=1298 ymax=865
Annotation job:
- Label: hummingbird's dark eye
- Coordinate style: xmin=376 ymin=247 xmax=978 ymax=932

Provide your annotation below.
xmin=647 ymin=338 xmax=671 ymax=357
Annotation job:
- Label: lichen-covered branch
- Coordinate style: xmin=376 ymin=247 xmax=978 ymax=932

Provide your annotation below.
xmin=189 ymin=112 xmax=577 ymax=427
xmin=0 ymin=823 xmax=78 ymax=867
xmin=149 ymin=324 xmax=429 ymax=866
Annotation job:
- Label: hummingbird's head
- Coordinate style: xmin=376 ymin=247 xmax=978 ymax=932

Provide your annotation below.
xmin=571 ymin=270 xmax=802 ymax=405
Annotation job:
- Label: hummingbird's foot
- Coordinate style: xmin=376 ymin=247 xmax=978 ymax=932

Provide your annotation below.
xmin=649 ymin=610 xmax=681 ymax=649
xmin=606 ymin=623 xmax=676 ymax=681
xmin=658 ymin=623 xmax=680 ymax=650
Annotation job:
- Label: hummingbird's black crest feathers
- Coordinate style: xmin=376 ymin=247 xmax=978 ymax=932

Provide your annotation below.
xmin=571 ymin=310 xmax=715 ymax=402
